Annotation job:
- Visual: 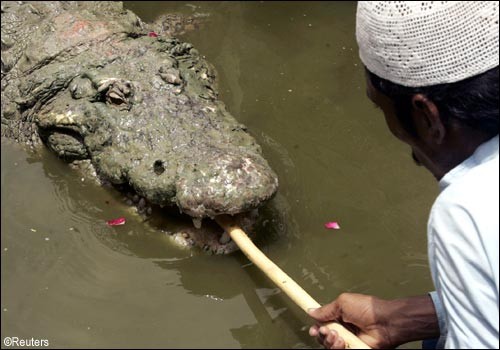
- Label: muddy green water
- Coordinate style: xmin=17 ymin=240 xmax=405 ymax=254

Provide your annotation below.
xmin=1 ymin=2 xmax=437 ymax=348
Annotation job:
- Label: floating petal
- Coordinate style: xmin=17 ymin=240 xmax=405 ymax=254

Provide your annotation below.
xmin=107 ymin=217 xmax=126 ymax=226
xmin=324 ymin=221 xmax=340 ymax=230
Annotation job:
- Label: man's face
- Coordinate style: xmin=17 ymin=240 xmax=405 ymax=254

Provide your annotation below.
xmin=365 ymin=76 xmax=427 ymax=168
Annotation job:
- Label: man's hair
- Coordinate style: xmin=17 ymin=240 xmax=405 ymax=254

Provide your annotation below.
xmin=367 ymin=66 xmax=499 ymax=138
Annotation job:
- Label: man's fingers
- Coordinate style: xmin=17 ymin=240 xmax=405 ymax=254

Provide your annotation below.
xmin=308 ymin=302 xmax=340 ymax=322
xmin=310 ymin=325 xmax=346 ymax=349
xmin=309 ymin=325 xmax=319 ymax=337
xmin=320 ymin=327 xmax=345 ymax=349
xmin=333 ymin=333 xmax=346 ymax=348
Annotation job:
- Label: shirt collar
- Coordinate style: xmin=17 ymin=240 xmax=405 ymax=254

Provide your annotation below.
xmin=439 ymin=135 xmax=499 ymax=192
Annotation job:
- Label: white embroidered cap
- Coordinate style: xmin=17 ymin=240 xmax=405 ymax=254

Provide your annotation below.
xmin=356 ymin=1 xmax=499 ymax=87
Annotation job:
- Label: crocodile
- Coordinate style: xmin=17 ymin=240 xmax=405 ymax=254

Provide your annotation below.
xmin=1 ymin=1 xmax=279 ymax=253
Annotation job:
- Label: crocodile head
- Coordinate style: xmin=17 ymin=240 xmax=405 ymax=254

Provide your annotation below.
xmin=1 ymin=2 xmax=278 ymax=243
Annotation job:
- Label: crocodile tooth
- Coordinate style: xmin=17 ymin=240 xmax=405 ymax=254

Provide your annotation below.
xmin=192 ymin=217 xmax=202 ymax=229
xmin=219 ymin=232 xmax=231 ymax=245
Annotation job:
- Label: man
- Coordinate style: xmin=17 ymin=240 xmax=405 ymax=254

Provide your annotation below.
xmin=309 ymin=2 xmax=499 ymax=348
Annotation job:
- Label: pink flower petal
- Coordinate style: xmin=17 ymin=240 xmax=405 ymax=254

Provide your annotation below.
xmin=148 ymin=31 xmax=158 ymax=38
xmin=324 ymin=221 xmax=340 ymax=230
xmin=107 ymin=217 xmax=126 ymax=226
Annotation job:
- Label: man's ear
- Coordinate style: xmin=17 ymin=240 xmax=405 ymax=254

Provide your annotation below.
xmin=411 ymin=94 xmax=445 ymax=145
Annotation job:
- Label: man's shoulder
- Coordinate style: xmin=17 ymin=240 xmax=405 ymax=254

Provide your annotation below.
xmin=429 ymin=153 xmax=498 ymax=247
xmin=435 ymin=153 xmax=498 ymax=214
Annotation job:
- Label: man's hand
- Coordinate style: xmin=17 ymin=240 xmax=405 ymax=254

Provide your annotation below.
xmin=308 ymin=293 xmax=440 ymax=349
xmin=308 ymin=293 xmax=395 ymax=349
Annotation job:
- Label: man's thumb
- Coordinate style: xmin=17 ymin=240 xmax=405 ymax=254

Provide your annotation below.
xmin=307 ymin=302 xmax=339 ymax=322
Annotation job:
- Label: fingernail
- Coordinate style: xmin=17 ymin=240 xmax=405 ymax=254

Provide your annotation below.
xmin=307 ymin=308 xmax=318 ymax=314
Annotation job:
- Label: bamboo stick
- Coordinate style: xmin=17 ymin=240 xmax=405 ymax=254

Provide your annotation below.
xmin=215 ymin=215 xmax=371 ymax=349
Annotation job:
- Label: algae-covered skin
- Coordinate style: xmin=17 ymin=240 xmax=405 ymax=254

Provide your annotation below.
xmin=1 ymin=2 xmax=278 ymax=223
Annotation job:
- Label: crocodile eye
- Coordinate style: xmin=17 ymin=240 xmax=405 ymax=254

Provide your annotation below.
xmin=95 ymin=79 xmax=133 ymax=109
xmin=106 ymin=91 xmax=126 ymax=105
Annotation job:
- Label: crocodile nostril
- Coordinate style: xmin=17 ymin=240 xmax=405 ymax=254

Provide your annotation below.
xmin=154 ymin=160 xmax=165 ymax=175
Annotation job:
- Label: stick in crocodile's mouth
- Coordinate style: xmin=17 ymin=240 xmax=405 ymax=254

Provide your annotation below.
xmin=117 ymin=185 xmax=259 ymax=255
xmin=153 ymin=207 xmax=259 ymax=255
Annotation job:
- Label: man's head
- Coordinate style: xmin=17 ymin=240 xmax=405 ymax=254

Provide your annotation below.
xmin=356 ymin=1 xmax=499 ymax=179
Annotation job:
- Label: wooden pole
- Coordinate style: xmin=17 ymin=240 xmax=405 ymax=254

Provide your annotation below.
xmin=215 ymin=215 xmax=371 ymax=349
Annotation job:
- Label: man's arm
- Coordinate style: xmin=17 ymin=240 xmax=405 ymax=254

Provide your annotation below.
xmin=308 ymin=293 xmax=440 ymax=349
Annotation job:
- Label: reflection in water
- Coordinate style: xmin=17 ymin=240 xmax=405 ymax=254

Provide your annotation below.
xmin=154 ymin=255 xmax=313 ymax=347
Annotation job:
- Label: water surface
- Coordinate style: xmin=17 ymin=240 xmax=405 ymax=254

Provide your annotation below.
xmin=1 ymin=2 xmax=437 ymax=348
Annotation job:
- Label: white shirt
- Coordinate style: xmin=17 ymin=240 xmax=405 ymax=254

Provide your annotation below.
xmin=428 ymin=135 xmax=499 ymax=349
